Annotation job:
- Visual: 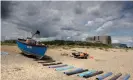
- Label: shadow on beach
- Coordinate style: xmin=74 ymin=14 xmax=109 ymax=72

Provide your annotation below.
xmin=20 ymin=52 xmax=54 ymax=61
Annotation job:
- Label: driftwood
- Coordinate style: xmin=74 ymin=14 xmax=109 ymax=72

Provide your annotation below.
xmin=61 ymin=53 xmax=69 ymax=56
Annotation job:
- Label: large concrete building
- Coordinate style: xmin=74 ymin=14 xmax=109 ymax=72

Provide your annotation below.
xmin=86 ymin=36 xmax=112 ymax=45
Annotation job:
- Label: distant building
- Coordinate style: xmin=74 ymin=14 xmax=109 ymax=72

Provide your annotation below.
xmin=112 ymin=43 xmax=128 ymax=48
xmin=86 ymin=36 xmax=112 ymax=45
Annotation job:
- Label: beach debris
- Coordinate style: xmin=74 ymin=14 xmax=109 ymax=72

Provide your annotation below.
xmin=83 ymin=71 xmax=104 ymax=78
xmin=36 ymin=54 xmax=130 ymax=80
xmin=61 ymin=53 xmax=69 ymax=56
xmin=48 ymin=64 xmax=68 ymax=68
xmin=72 ymin=52 xmax=89 ymax=59
xmin=77 ymin=70 xmax=96 ymax=77
xmin=96 ymin=72 xmax=113 ymax=80
xmin=43 ymin=62 xmax=62 ymax=66
xmin=55 ymin=66 xmax=74 ymax=71
xmin=69 ymin=55 xmax=73 ymax=57
xmin=118 ymin=74 xmax=130 ymax=80
xmin=38 ymin=60 xmax=56 ymax=63
xmin=64 ymin=68 xmax=88 ymax=76
xmin=39 ymin=60 xmax=130 ymax=80
xmin=90 ymin=56 xmax=94 ymax=59
xmin=64 ymin=68 xmax=82 ymax=74
xmin=13 ymin=67 xmax=22 ymax=71
xmin=1 ymin=52 xmax=8 ymax=55
xmin=62 ymin=47 xmax=70 ymax=50
xmin=72 ymin=50 xmax=76 ymax=51
xmin=109 ymin=73 xmax=122 ymax=80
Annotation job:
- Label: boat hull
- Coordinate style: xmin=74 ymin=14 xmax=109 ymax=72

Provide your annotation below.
xmin=16 ymin=40 xmax=47 ymax=59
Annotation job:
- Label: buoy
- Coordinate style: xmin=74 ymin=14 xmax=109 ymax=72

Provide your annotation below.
xmin=109 ymin=73 xmax=122 ymax=80
xmin=83 ymin=71 xmax=103 ymax=78
xmin=96 ymin=72 xmax=113 ymax=80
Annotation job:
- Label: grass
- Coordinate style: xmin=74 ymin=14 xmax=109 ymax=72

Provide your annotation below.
xmin=1 ymin=40 xmax=16 ymax=46
xmin=1 ymin=42 xmax=17 ymax=46
xmin=1 ymin=40 xmax=133 ymax=51
xmin=0 ymin=41 xmax=113 ymax=50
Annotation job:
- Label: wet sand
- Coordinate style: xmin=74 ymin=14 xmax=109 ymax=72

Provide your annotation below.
xmin=1 ymin=45 xmax=133 ymax=80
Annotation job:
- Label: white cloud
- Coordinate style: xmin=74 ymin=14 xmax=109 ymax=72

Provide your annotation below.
xmin=112 ymin=40 xmax=120 ymax=43
xmin=96 ymin=21 xmax=113 ymax=34
xmin=112 ymin=36 xmax=133 ymax=43
xmin=128 ymin=40 xmax=133 ymax=42
xmin=85 ymin=21 xmax=94 ymax=26
xmin=95 ymin=18 xmax=105 ymax=22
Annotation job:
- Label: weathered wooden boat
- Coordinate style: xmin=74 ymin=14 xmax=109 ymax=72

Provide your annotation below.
xmin=16 ymin=30 xmax=48 ymax=59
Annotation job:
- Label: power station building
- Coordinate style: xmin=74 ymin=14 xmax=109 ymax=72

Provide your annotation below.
xmin=86 ymin=36 xmax=112 ymax=45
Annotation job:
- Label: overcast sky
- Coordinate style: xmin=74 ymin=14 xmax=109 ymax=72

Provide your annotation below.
xmin=1 ymin=1 xmax=133 ymax=43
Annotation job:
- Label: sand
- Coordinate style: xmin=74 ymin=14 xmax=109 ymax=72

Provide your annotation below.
xmin=1 ymin=45 xmax=133 ymax=80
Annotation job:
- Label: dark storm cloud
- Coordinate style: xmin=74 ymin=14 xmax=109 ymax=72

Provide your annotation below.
xmin=1 ymin=1 xmax=12 ymax=19
xmin=61 ymin=27 xmax=79 ymax=31
xmin=1 ymin=1 xmax=133 ymax=41
xmin=52 ymin=17 xmax=61 ymax=22
xmin=74 ymin=7 xmax=83 ymax=14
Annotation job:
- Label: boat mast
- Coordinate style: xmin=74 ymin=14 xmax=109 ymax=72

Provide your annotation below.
xmin=31 ymin=30 xmax=40 ymax=39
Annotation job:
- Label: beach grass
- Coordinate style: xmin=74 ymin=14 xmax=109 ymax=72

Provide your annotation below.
xmin=2 ymin=40 xmax=133 ymax=50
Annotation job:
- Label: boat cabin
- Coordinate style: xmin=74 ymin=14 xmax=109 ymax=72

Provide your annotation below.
xmin=26 ymin=39 xmax=36 ymax=44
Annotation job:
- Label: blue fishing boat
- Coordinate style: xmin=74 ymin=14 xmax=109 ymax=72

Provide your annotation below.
xmin=16 ymin=30 xmax=48 ymax=59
